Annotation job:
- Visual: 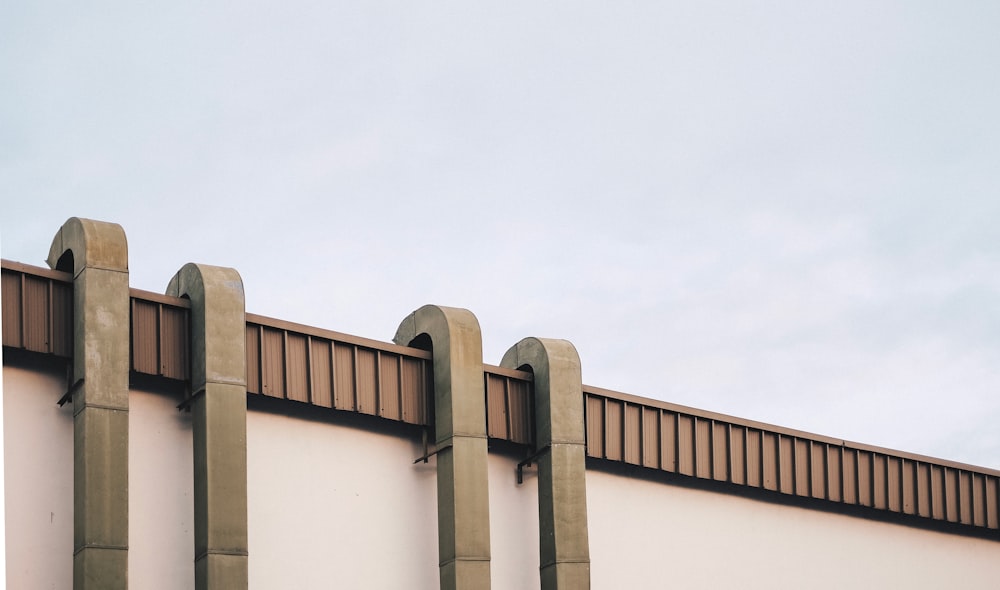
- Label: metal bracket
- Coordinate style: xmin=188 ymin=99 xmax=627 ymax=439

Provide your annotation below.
xmin=517 ymin=445 xmax=551 ymax=484
xmin=413 ymin=427 xmax=453 ymax=464
xmin=413 ymin=442 xmax=452 ymax=464
xmin=58 ymin=378 xmax=84 ymax=407
xmin=176 ymin=386 xmax=205 ymax=412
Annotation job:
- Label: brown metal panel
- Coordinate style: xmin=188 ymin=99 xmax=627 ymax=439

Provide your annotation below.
xmin=624 ymin=404 xmax=641 ymax=465
xmin=762 ymin=432 xmax=778 ymax=491
xmin=746 ymin=429 xmax=761 ymax=488
xmin=959 ymin=471 xmax=972 ymax=524
xmin=160 ymin=305 xmax=188 ymax=379
xmin=260 ymin=327 xmax=285 ymax=398
xmin=246 ymin=325 xmax=261 ymax=394
xmin=585 ymin=395 xmax=605 ymax=458
xmin=244 ymin=311 xmax=437 ymax=421
xmin=1 ymin=270 xmax=23 ymax=348
xmin=285 ymin=333 xmax=309 ymax=403
xmin=486 ymin=373 xmax=509 ymax=440
xmin=713 ymin=421 xmax=729 ymax=482
xmin=379 ymin=352 xmax=401 ymax=421
xmin=677 ymin=415 xmax=694 ymax=476
xmin=246 ymin=312 xmax=433 ymax=360
xmin=778 ymin=435 xmax=793 ymax=494
xmin=901 ymin=460 xmax=916 ymax=515
xmin=51 ymin=280 xmax=73 ymax=357
xmin=886 ymin=457 xmax=901 ymax=512
xmin=2 ymin=265 xmax=73 ymax=357
xmin=986 ymin=477 xmax=999 ymax=529
xmin=916 ymin=463 xmax=931 ymax=517
xmin=857 ymin=451 xmax=873 ymax=507
xmin=574 ymin=383 xmax=1000 ymax=534
xmin=355 ymin=348 xmax=378 ymax=415
xmin=309 ymin=338 xmax=333 ymax=408
xmin=873 ymin=454 xmax=887 ymax=509
xmin=128 ymin=297 xmax=188 ymax=381
xmin=972 ymin=474 xmax=986 ymax=527
xmin=695 ymin=418 xmax=711 ymax=479
xmin=333 ymin=343 xmax=356 ymax=411
xmin=931 ymin=465 xmax=945 ymax=520
xmin=812 ymin=442 xmax=828 ymax=500
xmin=642 ymin=408 xmax=660 ymax=469
xmin=827 ymin=447 xmax=842 ymax=503
xmin=400 ymin=357 xmax=427 ymax=425
xmin=842 ymin=449 xmax=858 ymax=505
xmin=729 ymin=425 xmax=745 ymax=484
xmin=507 ymin=378 xmax=533 ymax=445
xmin=794 ymin=438 xmax=810 ymax=497
xmin=131 ymin=299 xmax=158 ymax=374
xmin=661 ymin=411 xmax=677 ymax=473
xmin=604 ymin=400 xmax=624 ymax=462
xmin=944 ymin=468 xmax=959 ymax=522
xmin=23 ymin=275 xmax=51 ymax=353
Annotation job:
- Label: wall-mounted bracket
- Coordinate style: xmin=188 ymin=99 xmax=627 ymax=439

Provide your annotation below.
xmin=57 ymin=378 xmax=84 ymax=407
xmin=413 ymin=441 xmax=453 ymax=464
xmin=413 ymin=426 xmax=454 ymax=464
xmin=176 ymin=386 xmax=205 ymax=412
xmin=517 ymin=445 xmax=551 ymax=485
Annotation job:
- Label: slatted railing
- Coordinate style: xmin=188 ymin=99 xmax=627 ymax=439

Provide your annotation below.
xmin=484 ymin=365 xmax=534 ymax=446
xmin=130 ymin=289 xmax=190 ymax=380
xmin=245 ymin=313 xmax=432 ymax=426
xmin=584 ymin=385 xmax=1000 ymax=532
xmin=1 ymin=260 xmax=73 ymax=357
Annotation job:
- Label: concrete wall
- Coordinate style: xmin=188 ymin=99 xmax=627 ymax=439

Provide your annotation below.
xmin=246 ymin=409 xmax=439 ymax=589
xmin=128 ymin=389 xmax=194 ymax=589
xmin=588 ymin=468 xmax=1000 ymax=589
xmin=3 ymin=362 xmax=74 ymax=589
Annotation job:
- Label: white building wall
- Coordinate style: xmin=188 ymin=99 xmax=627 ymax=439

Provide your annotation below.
xmin=128 ymin=388 xmax=194 ymax=589
xmin=7 ymin=359 xmax=1000 ymax=589
xmin=488 ymin=452 xmax=540 ymax=590
xmin=2 ymin=367 xmax=198 ymax=589
xmin=246 ymin=410 xmax=439 ymax=589
xmin=3 ymin=362 xmax=74 ymax=589
xmin=588 ymin=468 xmax=1000 ymax=589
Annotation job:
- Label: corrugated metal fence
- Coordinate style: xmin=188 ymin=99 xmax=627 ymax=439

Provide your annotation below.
xmin=485 ymin=365 xmax=534 ymax=446
xmin=244 ymin=313 xmax=432 ymax=425
xmin=130 ymin=289 xmax=190 ymax=380
xmin=1 ymin=261 xmax=73 ymax=357
xmin=585 ymin=386 xmax=999 ymax=530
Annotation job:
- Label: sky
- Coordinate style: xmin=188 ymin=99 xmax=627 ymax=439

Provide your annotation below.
xmin=2 ymin=2 xmax=999 ymax=468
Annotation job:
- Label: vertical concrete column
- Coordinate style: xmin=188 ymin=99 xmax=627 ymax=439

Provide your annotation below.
xmin=47 ymin=217 xmax=131 ymax=589
xmin=501 ymin=338 xmax=590 ymax=590
xmin=167 ymin=264 xmax=248 ymax=590
xmin=395 ymin=305 xmax=491 ymax=590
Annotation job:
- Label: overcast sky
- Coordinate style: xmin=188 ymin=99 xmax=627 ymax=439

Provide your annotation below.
xmin=2 ymin=2 xmax=999 ymax=468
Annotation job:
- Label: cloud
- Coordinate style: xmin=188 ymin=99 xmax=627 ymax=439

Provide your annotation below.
xmin=2 ymin=1 xmax=999 ymax=469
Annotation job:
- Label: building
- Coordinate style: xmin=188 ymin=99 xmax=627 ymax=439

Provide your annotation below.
xmin=3 ymin=217 xmax=998 ymax=589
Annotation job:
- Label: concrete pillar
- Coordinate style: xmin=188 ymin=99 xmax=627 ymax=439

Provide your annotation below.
xmin=501 ymin=338 xmax=590 ymax=590
xmin=47 ymin=217 xmax=130 ymax=589
xmin=167 ymin=264 xmax=248 ymax=590
xmin=394 ymin=305 xmax=491 ymax=590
